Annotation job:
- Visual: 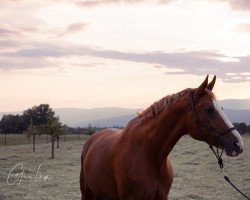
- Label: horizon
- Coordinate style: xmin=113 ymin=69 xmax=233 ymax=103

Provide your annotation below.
xmin=1 ymin=97 xmax=250 ymax=114
xmin=1 ymin=101 xmax=250 ymax=128
xmin=1 ymin=0 xmax=250 ymax=112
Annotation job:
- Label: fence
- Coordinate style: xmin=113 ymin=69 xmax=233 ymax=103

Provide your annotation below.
xmin=0 ymin=133 xmax=89 ymax=146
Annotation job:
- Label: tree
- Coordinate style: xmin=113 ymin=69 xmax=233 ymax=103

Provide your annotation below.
xmin=24 ymin=124 xmax=40 ymax=152
xmin=23 ymin=104 xmax=55 ymax=152
xmin=85 ymin=123 xmax=96 ymax=135
xmin=41 ymin=116 xmax=64 ymax=159
xmin=247 ymin=125 xmax=250 ymax=134
xmin=233 ymin=123 xmax=248 ymax=134
xmin=0 ymin=128 xmax=6 ymax=146
xmin=23 ymin=104 xmax=55 ymax=127
xmin=0 ymin=114 xmax=26 ymax=145
xmin=0 ymin=114 xmax=26 ymax=134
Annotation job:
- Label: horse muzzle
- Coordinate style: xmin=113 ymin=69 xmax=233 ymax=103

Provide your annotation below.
xmin=224 ymin=139 xmax=244 ymax=157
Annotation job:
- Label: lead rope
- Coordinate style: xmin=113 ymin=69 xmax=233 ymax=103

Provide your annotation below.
xmin=209 ymin=145 xmax=250 ymax=200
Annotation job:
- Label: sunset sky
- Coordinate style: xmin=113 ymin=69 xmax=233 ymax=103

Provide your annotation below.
xmin=1 ymin=0 xmax=250 ymax=112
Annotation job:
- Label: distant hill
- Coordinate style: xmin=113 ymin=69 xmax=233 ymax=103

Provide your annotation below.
xmin=223 ymin=109 xmax=250 ymax=125
xmin=1 ymin=99 xmax=250 ymax=127
xmin=219 ymin=99 xmax=250 ymax=110
xmin=55 ymin=103 xmax=250 ymax=127
xmin=0 ymin=107 xmax=138 ymax=127
xmin=54 ymin=107 xmax=138 ymax=127
xmin=59 ymin=108 xmax=249 ymax=127
xmin=86 ymin=114 xmax=137 ymax=128
xmin=54 ymin=107 xmax=250 ymax=127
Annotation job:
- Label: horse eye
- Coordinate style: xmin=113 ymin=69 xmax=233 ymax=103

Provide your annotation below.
xmin=205 ymin=106 xmax=215 ymax=114
xmin=221 ymin=106 xmax=224 ymax=110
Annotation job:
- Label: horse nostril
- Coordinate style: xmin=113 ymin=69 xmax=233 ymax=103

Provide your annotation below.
xmin=234 ymin=141 xmax=242 ymax=152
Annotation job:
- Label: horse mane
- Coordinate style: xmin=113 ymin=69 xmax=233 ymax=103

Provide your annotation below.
xmin=138 ymin=88 xmax=194 ymax=121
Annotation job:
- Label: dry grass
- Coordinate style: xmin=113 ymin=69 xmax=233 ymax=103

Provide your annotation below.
xmin=0 ymin=134 xmax=89 ymax=146
xmin=0 ymin=134 xmax=249 ymax=200
xmin=169 ymin=134 xmax=250 ymax=200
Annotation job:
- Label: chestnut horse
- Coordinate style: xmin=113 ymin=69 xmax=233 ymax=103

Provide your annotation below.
xmin=80 ymin=75 xmax=244 ymax=200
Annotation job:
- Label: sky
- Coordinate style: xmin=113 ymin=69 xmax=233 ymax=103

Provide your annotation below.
xmin=1 ymin=0 xmax=250 ymax=112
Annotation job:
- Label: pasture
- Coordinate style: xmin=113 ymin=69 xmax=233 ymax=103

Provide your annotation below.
xmin=0 ymin=134 xmax=249 ymax=200
xmin=0 ymin=134 xmax=89 ymax=146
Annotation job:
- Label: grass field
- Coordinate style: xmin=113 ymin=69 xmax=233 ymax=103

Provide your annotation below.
xmin=0 ymin=134 xmax=89 ymax=146
xmin=0 ymin=134 xmax=249 ymax=200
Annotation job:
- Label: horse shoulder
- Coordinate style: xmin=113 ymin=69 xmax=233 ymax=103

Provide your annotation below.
xmin=82 ymin=129 xmax=123 ymax=199
xmin=114 ymin=149 xmax=173 ymax=200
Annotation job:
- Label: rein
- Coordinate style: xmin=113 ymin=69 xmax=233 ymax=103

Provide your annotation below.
xmin=209 ymin=145 xmax=250 ymax=200
xmin=190 ymin=91 xmax=250 ymax=200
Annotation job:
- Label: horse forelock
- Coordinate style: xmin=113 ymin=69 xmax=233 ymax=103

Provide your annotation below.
xmin=138 ymin=88 xmax=193 ymax=121
xmin=205 ymin=89 xmax=217 ymax=100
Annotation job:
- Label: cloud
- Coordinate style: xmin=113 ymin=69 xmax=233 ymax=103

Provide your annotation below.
xmin=77 ymin=0 xmax=109 ymax=7
xmin=0 ymin=25 xmax=38 ymax=40
xmin=235 ymin=23 xmax=250 ymax=33
xmin=0 ymin=40 xmax=20 ymax=49
xmin=84 ymin=49 xmax=250 ymax=82
xmin=0 ymin=28 xmax=21 ymax=37
xmin=66 ymin=22 xmax=88 ymax=33
xmin=71 ymin=62 xmax=107 ymax=67
xmin=1 ymin=44 xmax=250 ymax=83
xmin=55 ymin=22 xmax=88 ymax=37
xmin=0 ymin=57 xmax=55 ymax=70
xmin=207 ymin=0 xmax=250 ymax=11
xmin=76 ymin=0 xmax=174 ymax=7
xmin=228 ymin=0 xmax=250 ymax=11
xmin=3 ymin=46 xmax=66 ymax=58
xmin=75 ymin=0 xmax=250 ymax=10
xmin=19 ymin=27 xmax=39 ymax=33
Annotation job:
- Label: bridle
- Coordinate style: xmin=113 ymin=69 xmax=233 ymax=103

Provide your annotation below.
xmin=190 ymin=90 xmax=236 ymax=142
xmin=190 ymin=91 xmax=250 ymax=200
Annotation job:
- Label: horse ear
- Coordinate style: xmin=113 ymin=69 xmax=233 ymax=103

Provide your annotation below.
xmin=207 ymin=75 xmax=216 ymax=91
xmin=195 ymin=75 xmax=209 ymax=97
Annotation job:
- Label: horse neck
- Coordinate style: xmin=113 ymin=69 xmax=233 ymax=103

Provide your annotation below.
xmin=136 ymin=96 xmax=190 ymax=168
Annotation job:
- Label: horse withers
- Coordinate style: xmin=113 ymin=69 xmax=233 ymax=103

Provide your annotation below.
xmin=80 ymin=75 xmax=244 ymax=200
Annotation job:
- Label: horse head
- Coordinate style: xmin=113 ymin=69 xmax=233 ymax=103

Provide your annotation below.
xmin=186 ymin=75 xmax=244 ymax=157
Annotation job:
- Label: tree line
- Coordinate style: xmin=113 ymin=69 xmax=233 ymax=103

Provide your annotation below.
xmin=0 ymin=104 xmax=65 ymax=158
xmin=0 ymin=105 xmax=100 ymax=135
xmin=1 ymin=114 xmax=249 ymax=136
xmin=233 ymin=123 xmax=250 ymax=134
xmin=0 ymin=104 xmax=106 ymax=158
